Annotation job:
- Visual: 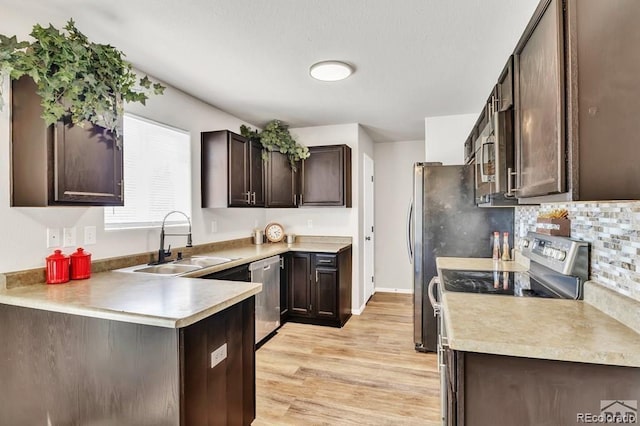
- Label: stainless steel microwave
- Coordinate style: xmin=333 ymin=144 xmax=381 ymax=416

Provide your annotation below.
xmin=473 ymin=95 xmax=516 ymax=206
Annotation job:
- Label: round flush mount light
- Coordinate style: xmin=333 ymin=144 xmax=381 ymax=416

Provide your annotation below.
xmin=309 ymin=60 xmax=354 ymax=82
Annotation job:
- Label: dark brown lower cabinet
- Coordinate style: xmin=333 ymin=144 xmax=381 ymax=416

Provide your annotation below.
xmin=0 ymin=299 xmax=255 ymax=425
xmin=286 ymin=248 xmax=352 ymax=327
xmin=448 ymin=351 xmax=640 ymax=425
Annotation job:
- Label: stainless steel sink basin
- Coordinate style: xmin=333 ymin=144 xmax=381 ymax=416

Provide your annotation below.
xmin=132 ymin=264 xmax=202 ymax=275
xmin=113 ymin=256 xmax=236 ymax=276
xmin=173 ymin=256 xmax=233 ymax=268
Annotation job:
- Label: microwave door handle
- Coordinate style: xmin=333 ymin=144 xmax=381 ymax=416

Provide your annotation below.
xmin=406 ymin=199 xmax=414 ymax=264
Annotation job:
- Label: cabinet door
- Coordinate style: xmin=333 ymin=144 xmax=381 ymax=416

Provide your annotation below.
xmin=11 ymin=75 xmax=124 ymax=206
xmin=497 ymin=56 xmax=514 ymax=111
xmin=288 ymin=253 xmax=311 ymax=316
xmin=265 ymin=151 xmax=297 ymax=208
xmin=53 ymin=121 xmax=123 ymax=205
xmin=314 ymin=267 xmax=338 ymax=319
xmin=228 ymin=132 xmax=250 ymax=206
xmin=514 ymin=0 xmax=565 ymax=198
xmin=301 ymin=145 xmax=352 ymax=207
xmin=249 ymin=140 xmax=265 ymax=206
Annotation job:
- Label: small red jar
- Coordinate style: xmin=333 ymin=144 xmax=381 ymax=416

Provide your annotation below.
xmin=46 ymin=250 xmax=70 ymax=284
xmin=70 ymin=248 xmax=92 ymax=280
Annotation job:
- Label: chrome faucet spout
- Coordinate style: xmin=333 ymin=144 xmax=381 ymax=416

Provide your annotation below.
xmin=153 ymin=210 xmax=193 ymax=264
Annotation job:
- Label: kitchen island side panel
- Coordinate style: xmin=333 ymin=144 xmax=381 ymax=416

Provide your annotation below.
xmin=0 ymin=304 xmax=180 ymax=425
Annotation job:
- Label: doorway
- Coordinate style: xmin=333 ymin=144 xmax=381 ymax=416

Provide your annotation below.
xmin=363 ymin=153 xmax=375 ymax=303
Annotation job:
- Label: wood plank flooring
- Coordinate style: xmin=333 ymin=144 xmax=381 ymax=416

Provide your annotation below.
xmin=253 ymin=292 xmax=440 ymax=425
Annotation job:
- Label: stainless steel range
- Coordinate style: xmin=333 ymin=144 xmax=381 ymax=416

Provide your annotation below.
xmin=431 ymin=232 xmax=589 ymax=425
xmin=438 ymin=232 xmax=589 ymax=300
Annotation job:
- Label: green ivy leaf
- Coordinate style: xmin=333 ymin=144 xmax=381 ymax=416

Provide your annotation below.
xmin=0 ymin=18 xmax=166 ymax=136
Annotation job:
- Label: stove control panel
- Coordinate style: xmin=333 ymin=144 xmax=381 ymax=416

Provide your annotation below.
xmin=520 ymin=232 xmax=589 ymax=279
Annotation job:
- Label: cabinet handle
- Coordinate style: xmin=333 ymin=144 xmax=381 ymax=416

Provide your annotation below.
xmin=251 ymin=192 xmax=256 ymax=205
xmin=299 ymin=194 xmax=303 ymax=205
xmin=506 ymin=167 xmax=519 ymax=198
xmin=293 ymin=194 xmax=297 ymax=206
xmin=244 ymin=192 xmax=251 ymax=204
xmin=315 ymin=270 xmax=318 ymax=282
xmin=318 ymin=259 xmax=331 ymax=263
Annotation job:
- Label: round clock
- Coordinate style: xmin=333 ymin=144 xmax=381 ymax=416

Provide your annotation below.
xmin=264 ymin=222 xmax=285 ymax=243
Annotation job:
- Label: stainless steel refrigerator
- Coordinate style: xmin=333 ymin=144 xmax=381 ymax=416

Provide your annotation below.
xmin=408 ymin=163 xmax=513 ymax=352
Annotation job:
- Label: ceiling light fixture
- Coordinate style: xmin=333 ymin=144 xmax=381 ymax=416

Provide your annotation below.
xmin=309 ymin=61 xmax=354 ymax=82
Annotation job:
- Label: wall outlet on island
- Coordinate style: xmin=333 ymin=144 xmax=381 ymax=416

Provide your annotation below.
xmin=211 ymin=221 xmax=218 ymax=233
xmin=307 ymin=219 xmax=313 ymax=229
xmin=210 ymin=343 xmax=227 ymax=368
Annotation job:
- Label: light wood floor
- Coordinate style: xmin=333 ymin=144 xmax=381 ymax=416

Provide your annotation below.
xmin=253 ymin=292 xmax=440 ymax=425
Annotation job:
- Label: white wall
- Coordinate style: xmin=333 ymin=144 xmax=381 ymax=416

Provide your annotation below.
xmin=424 ymin=113 xmax=476 ymax=164
xmin=0 ymin=73 xmax=264 ymax=273
xmin=373 ymin=140 xmax=425 ymax=293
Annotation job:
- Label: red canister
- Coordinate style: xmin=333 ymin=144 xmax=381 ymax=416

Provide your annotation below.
xmin=46 ymin=250 xmax=70 ymax=284
xmin=70 ymin=248 xmax=92 ymax=280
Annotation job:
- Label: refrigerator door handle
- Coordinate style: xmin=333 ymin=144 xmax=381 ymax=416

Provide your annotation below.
xmin=406 ymin=198 xmax=414 ymax=264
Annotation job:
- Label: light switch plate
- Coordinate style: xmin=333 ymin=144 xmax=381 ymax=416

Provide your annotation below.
xmin=84 ymin=226 xmax=97 ymax=245
xmin=210 ymin=343 xmax=227 ymax=368
xmin=211 ymin=221 xmax=218 ymax=233
xmin=47 ymin=228 xmax=61 ymax=248
xmin=63 ymin=227 xmax=77 ymax=247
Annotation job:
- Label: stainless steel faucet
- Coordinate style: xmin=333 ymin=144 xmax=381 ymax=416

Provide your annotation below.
xmin=154 ymin=210 xmax=193 ymax=264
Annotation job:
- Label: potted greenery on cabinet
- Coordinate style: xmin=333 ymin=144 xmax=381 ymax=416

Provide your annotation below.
xmin=0 ymin=19 xmax=165 ymax=206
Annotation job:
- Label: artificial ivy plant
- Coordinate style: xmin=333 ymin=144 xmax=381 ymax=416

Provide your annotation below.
xmin=240 ymin=120 xmax=310 ymax=169
xmin=0 ymin=19 xmax=164 ymax=136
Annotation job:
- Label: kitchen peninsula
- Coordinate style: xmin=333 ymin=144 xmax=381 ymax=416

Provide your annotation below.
xmin=0 ymin=236 xmax=352 ymax=425
xmin=0 ymin=273 xmax=260 ymax=425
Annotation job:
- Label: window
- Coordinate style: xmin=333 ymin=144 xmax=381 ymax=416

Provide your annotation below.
xmin=104 ymin=114 xmax=191 ymax=229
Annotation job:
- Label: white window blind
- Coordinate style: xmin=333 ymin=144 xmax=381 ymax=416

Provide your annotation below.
xmin=104 ymin=114 xmax=191 ymax=229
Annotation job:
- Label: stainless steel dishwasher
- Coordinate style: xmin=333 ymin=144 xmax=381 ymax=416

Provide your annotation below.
xmin=249 ymin=256 xmax=281 ymax=345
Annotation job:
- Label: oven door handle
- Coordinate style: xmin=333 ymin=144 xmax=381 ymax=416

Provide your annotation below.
xmin=428 ymin=276 xmax=441 ymax=316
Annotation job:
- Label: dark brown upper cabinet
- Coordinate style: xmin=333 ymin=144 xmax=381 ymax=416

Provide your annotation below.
xmin=513 ymin=0 xmax=640 ymax=202
xmin=11 ymin=76 xmax=123 ymax=207
xmin=265 ymin=151 xmax=298 ymax=208
xmin=300 ymin=145 xmax=352 ymax=207
xmin=497 ymin=56 xmax=514 ymax=112
xmin=201 ymin=130 xmax=264 ymax=208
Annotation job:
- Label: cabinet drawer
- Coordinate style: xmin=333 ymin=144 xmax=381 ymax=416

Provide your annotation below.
xmin=314 ymin=254 xmax=336 ymax=268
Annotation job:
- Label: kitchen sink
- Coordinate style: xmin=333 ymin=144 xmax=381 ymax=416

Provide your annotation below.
xmin=173 ymin=256 xmax=234 ymax=268
xmin=132 ymin=264 xmax=202 ymax=275
xmin=114 ymin=256 xmax=236 ymax=276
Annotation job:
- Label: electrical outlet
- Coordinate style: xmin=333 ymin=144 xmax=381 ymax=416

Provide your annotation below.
xmin=307 ymin=219 xmax=313 ymax=229
xmin=211 ymin=221 xmax=218 ymax=233
xmin=254 ymin=220 xmax=259 ymax=228
xmin=47 ymin=228 xmax=61 ymax=248
xmin=210 ymin=343 xmax=227 ymax=368
xmin=84 ymin=226 xmax=97 ymax=245
xmin=63 ymin=227 xmax=77 ymax=247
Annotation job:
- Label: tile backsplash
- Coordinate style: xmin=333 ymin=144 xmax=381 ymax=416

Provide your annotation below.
xmin=515 ymin=202 xmax=640 ymax=303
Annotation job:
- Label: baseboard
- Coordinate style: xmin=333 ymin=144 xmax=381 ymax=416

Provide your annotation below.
xmin=374 ymin=287 xmax=413 ymax=294
xmin=352 ymin=302 xmax=366 ymax=315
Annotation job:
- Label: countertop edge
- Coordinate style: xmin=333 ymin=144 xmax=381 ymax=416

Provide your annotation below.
xmin=0 ymin=283 xmax=262 ymax=329
xmin=446 ymin=336 xmax=640 ymax=368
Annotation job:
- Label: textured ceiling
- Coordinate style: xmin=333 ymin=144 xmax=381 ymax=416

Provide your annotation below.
xmin=0 ymin=0 xmax=540 ymax=142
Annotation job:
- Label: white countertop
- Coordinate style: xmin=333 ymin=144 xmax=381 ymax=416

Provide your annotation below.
xmin=437 ymin=256 xmax=640 ymax=367
xmin=0 ymin=240 xmax=351 ymax=329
